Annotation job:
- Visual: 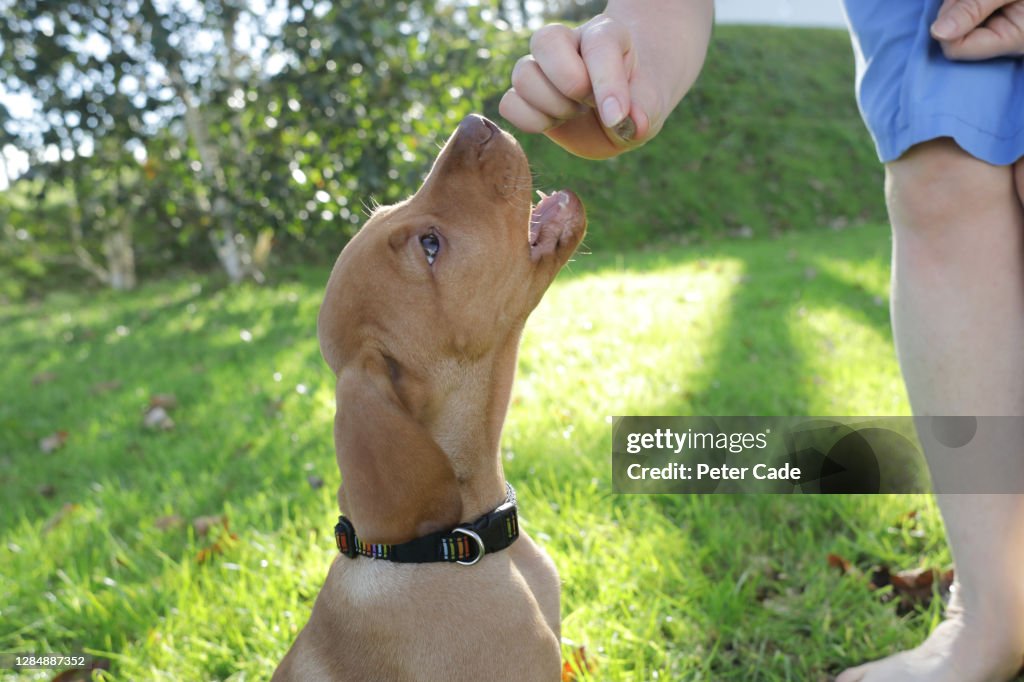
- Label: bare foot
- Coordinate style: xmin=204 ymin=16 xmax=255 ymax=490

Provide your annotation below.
xmin=836 ymin=601 xmax=1024 ymax=682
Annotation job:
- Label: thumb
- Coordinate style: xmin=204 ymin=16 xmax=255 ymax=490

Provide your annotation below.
xmin=577 ymin=15 xmax=635 ymax=130
xmin=932 ymin=0 xmax=1005 ymax=40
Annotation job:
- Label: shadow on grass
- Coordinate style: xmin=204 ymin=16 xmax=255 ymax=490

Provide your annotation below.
xmin=564 ymin=225 xmax=892 ymax=413
xmin=534 ymin=225 xmax=899 ymax=679
xmin=516 ymin=222 xmax=901 ymax=675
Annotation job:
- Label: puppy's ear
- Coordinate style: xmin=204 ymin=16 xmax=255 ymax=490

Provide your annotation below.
xmin=333 ymin=353 xmax=462 ymax=544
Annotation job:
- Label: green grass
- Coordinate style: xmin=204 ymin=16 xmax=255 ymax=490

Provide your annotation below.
xmin=514 ymin=25 xmax=885 ymax=251
xmin=2 ymin=221 xmax=972 ymax=681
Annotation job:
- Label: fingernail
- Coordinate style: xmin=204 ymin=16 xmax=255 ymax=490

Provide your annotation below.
xmin=931 ymin=15 xmax=957 ymax=40
xmin=600 ymin=96 xmax=624 ymax=127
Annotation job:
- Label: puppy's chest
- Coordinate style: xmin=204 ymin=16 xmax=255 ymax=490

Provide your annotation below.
xmin=325 ymin=544 xmax=551 ymax=616
xmin=332 ymin=553 xmax=484 ymax=589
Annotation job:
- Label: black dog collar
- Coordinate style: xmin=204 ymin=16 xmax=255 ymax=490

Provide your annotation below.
xmin=334 ymin=483 xmax=519 ymax=566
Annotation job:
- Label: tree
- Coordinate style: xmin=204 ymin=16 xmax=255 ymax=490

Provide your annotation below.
xmin=0 ymin=0 xmax=518 ymax=293
xmin=0 ymin=0 xmax=157 ymax=288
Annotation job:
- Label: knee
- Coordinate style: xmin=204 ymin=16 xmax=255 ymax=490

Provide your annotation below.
xmin=885 ymin=138 xmax=1016 ymax=238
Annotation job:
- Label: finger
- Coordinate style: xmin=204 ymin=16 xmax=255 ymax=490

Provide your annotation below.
xmin=529 ymin=23 xmax=592 ymax=102
xmin=937 ymin=0 xmax=959 ymax=16
xmin=510 ymin=55 xmax=588 ymax=121
xmin=577 ymin=15 xmax=635 ymax=128
xmin=940 ymin=15 xmax=1024 ymax=58
xmin=932 ymin=0 xmax=1005 ymax=40
xmin=498 ymin=88 xmax=556 ymax=134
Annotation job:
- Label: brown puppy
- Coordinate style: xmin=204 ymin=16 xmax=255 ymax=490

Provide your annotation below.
xmin=273 ymin=114 xmax=586 ymax=681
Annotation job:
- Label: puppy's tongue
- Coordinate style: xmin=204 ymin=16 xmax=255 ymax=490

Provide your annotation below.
xmin=529 ymin=190 xmax=570 ymax=245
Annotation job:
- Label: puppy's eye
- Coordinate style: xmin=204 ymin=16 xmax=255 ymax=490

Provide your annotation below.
xmin=420 ymin=232 xmax=440 ymax=265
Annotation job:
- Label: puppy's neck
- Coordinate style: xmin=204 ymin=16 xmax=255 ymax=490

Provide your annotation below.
xmin=429 ymin=338 xmax=521 ymax=522
xmin=333 ymin=334 xmax=523 ymax=544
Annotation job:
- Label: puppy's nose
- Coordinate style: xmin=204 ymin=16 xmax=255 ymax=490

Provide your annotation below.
xmin=456 ymin=114 xmax=498 ymax=146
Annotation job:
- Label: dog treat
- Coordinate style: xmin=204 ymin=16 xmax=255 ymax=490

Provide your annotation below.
xmin=613 ymin=116 xmax=637 ymax=142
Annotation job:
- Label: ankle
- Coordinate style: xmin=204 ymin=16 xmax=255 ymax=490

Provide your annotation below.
xmin=953 ymin=610 xmax=1024 ymax=677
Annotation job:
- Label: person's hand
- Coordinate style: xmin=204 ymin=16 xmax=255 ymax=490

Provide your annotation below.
xmin=498 ymin=14 xmax=668 ymax=160
xmin=931 ymin=0 xmax=1024 ymax=60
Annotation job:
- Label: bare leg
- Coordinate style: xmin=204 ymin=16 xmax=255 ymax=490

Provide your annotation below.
xmin=837 ymin=138 xmax=1024 ymax=682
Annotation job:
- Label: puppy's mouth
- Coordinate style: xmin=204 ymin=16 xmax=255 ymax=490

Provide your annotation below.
xmin=529 ymin=189 xmax=584 ymax=262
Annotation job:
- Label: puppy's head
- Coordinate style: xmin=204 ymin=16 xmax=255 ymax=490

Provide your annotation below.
xmin=320 ymin=114 xmax=585 ymax=375
xmin=318 ymin=115 xmax=585 ymax=542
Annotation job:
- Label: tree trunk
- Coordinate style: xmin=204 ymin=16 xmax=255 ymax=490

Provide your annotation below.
xmin=67 ymin=169 xmax=137 ymax=290
xmin=168 ymin=63 xmax=252 ymax=284
xmin=103 ymin=227 xmax=136 ymax=290
xmin=497 ymin=0 xmax=512 ymax=26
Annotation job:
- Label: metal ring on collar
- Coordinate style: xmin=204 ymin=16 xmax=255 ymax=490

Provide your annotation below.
xmin=452 ymin=527 xmax=485 ymax=566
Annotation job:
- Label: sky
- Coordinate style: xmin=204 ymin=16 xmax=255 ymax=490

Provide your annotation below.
xmin=0 ymin=0 xmax=850 ymax=190
xmin=716 ymin=0 xmax=847 ymax=28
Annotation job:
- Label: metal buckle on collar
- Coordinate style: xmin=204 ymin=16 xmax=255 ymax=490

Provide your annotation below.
xmin=452 ymin=527 xmax=485 ymax=566
xmin=452 ymin=487 xmax=516 ymax=565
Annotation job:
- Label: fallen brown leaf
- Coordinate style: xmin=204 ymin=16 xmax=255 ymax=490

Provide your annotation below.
xmin=193 ymin=514 xmax=228 ymax=537
xmin=826 ymin=553 xmax=851 ymax=574
xmin=91 ymin=380 xmax=122 ymax=394
xmin=154 ymin=514 xmax=184 ymax=531
xmin=562 ymin=645 xmax=595 ymax=682
xmin=40 ymin=430 xmax=69 ymax=453
xmin=148 ymin=393 xmax=178 ymax=409
xmin=193 ymin=513 xmax=236 ymax=562
xmin=890 ymin=566 xmax=934 ymax=591
xmin=869 ymin=565 xmax=955 ymax=616
xmin=830 ymin=551 xmax=956 ymax=617
xmin=196 ymin=533 xmax=239 ymax=564
xmin=50 ymin=655 xmax=109 ymax=681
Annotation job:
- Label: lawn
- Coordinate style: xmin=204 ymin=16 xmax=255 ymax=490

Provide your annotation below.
xmin=1 ymin=221 xmax=965 ymax=681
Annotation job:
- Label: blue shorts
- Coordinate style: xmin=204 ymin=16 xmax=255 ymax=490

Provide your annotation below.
xmin=842 ymin=0 xmax=1024 ymax=165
